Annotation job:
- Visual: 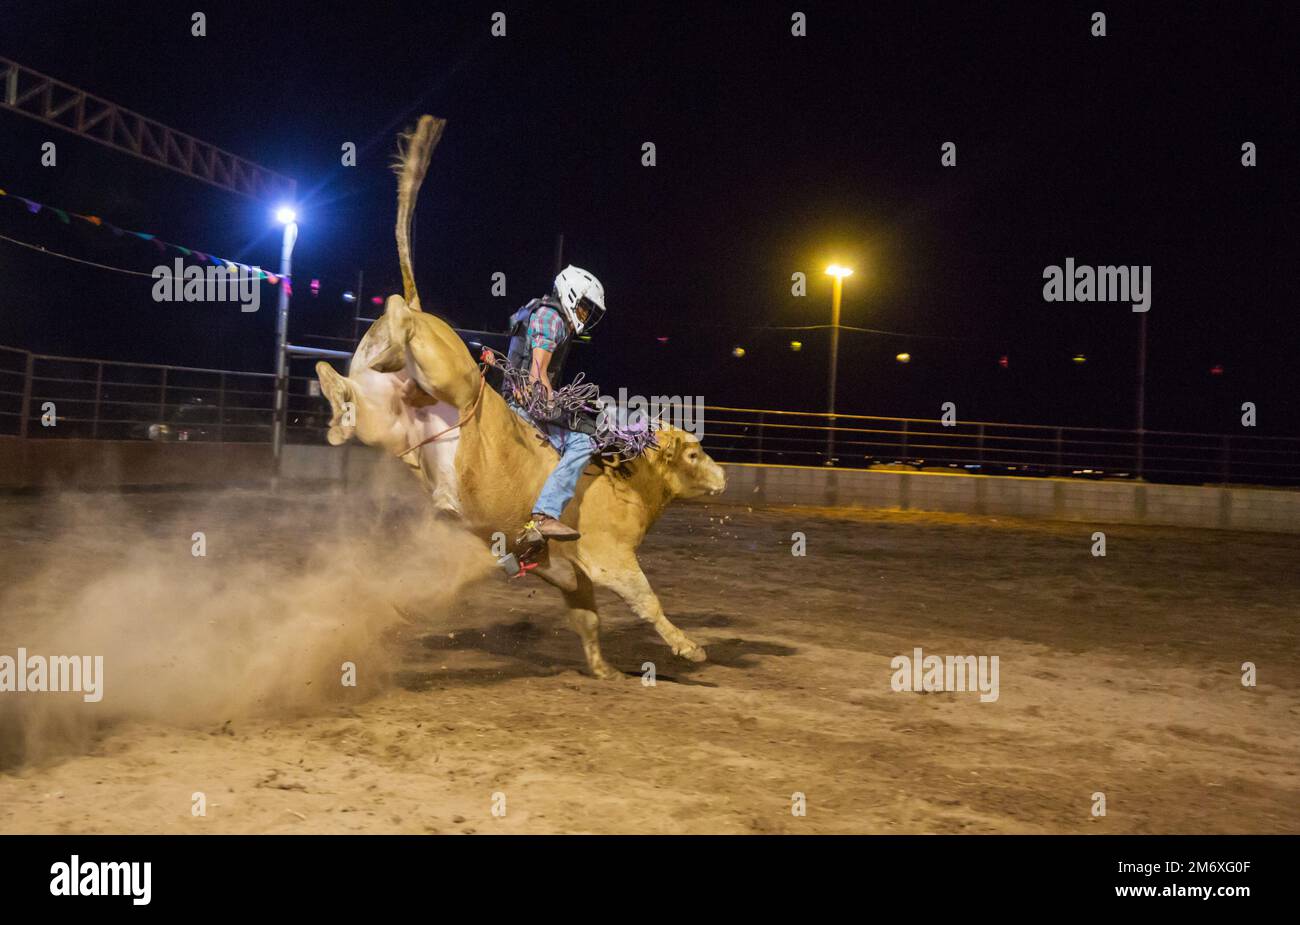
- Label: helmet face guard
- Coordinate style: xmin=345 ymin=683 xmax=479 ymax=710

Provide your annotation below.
xmin=553 ymin=265 xmax=606 ymax=336
xmin=573 ymin=296 xmax=605 ymax=334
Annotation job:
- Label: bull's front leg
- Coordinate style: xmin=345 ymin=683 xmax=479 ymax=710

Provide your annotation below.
xmin=561 ymin=575 xmax=623 ymax=680
xmin=596 ymin=559 xmax=707 ymax=664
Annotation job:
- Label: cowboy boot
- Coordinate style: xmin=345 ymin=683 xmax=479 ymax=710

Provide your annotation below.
xmin=530 ymin=512 xmax=581 ymax=541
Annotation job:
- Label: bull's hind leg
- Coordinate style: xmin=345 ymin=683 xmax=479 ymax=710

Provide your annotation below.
xmin=598 ymin=561 xmax=707 ymax=664
xmin=562 ymin=574 xmax=623 ymax=680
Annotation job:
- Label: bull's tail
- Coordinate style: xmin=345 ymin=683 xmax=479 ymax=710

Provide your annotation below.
xmin=392 ymin=115 xmax=447 ymax=312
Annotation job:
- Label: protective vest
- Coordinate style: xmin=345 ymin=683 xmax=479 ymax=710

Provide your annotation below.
xmin=503 ymin=296 xmax=571 ymax=395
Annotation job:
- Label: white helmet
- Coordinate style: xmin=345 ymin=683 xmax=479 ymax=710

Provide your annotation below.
xmin=553 ymin=264 xmax=606 ymax=335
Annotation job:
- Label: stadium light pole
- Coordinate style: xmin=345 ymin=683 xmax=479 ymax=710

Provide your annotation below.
xmin=824 ymin=264 xmax=853 ymax=466
xmin=271 ymin=206 xmax=299 ymax=472
xmin=1135 ymin=310 xmax=1148 ymax=480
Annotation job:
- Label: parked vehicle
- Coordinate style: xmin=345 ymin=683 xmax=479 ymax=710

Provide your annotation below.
xmin=131 ymin=398 xmax=219 ymax=442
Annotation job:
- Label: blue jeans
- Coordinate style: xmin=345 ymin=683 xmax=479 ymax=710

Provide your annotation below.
xmin=508 ymin=402 xmax=596 ymax=518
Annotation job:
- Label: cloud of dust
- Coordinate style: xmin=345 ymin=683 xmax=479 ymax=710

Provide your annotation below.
xmin=0 ymin=479 xmax=494 ymax=769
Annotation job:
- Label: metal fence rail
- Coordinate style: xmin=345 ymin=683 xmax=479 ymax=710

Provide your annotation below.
xmin=0 ymin=345 xmax=328 ymax=445
xmin=698 ymin=406 xmax=1300 ymax=486
xmin=3 ymin=344 xmax=1299 ymax=487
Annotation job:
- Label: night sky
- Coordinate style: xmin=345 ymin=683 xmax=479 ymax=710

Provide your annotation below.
xmin=1 ymin=1 xmax=1295 ymax=434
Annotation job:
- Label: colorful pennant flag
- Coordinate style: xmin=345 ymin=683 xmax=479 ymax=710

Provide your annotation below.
xmin=0 ymin=185 xmax=294 ymax=287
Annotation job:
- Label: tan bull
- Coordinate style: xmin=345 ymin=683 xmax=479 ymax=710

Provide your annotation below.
xmin=315 ymin=116 xmax=726 ymax=679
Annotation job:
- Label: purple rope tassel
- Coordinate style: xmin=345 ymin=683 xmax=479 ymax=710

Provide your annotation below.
xmin=486 ymin=355 xmax=659 ymax=463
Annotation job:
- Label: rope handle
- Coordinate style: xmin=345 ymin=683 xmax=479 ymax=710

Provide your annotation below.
xmin=397 ymin=368 xmax=488 ymax=458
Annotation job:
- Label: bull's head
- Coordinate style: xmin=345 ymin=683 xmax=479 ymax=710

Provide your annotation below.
xmin=315 ymin=361 xmax=404 ymax=452
xmin=313 ymin=295 xmax=423 ymax=453
xmin=652 ymin=429 xmax=727 ymax=499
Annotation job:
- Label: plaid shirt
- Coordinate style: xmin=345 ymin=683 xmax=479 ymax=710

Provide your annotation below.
xmin=527 ymin=304 xmax=569 ymax=353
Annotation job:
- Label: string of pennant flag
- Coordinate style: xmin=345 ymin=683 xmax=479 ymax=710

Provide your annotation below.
xmin=0 ymin=185 xmax=1076 ymax=358
xmin=0 ymin=186 xmax=293 ymax=293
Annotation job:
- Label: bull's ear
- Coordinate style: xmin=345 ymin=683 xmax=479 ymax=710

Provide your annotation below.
xmin=656 ymin=430 xmax=683 ymax=465
xmin=316 ymin=361 xmax=342 ymax=401
xmin=315 ymin=361 xmax=356 ymax=445
xmin=368 ymin=295 xmax=414 ymax=373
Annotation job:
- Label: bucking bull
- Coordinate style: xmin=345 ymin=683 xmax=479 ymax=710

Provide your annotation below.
xmin=314 ymin=115 xmax=727 ymax=679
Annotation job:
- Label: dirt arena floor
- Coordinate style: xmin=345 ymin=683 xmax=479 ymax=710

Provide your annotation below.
xmin=0 ymin=486 xmax=1297 ymax=834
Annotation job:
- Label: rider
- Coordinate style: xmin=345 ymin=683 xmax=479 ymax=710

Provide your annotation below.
xmin=498 ymin=265 xmax=607 ymax=541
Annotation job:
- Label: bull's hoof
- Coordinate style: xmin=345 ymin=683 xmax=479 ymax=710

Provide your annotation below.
xmin=590 ymin=661 xmax=625 ymax=681
xmin=676 ymin=644 xmax=708 ymax=663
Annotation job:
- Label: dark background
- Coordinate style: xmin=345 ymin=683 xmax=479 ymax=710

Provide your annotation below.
xmin=1 ymin=0 xmax=1295 ymax=433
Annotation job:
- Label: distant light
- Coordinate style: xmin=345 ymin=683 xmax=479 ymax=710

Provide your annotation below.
xmin=732 ymin=346 xmax=746 ymax=358
xmin=371 ymin=296 xmax=383 ymax=305
xmin=825 ymin=264 xmax=854 ymax=278
xmin=790 ymin=340 xmax=802 ymax=352
xmin=895 ymin=352 xmax=911 ymax=364
xmin=1210 ymin=364 xmax=1224 ymax=376
xmin=310 ymin=278 xmax=320 ymax=296
xmin=275 ymin=206 xmax=297 ymax=225
xmin=341 ymin=291 xmax=357 ymax=303
xmin=1072 ymin=354 xmax=1087 ymax=364
xmin=998 ymin=354 xmax=1009 ymax=369
xmin=656 ymin=336 xmax=669 ymax=344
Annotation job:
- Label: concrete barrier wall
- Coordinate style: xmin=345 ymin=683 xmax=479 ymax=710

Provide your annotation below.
xmin=3 ymin=438 xmax=1297 ymax=535
xmin=716 ymin=462 xmax=1300 ymax=535
xmin=0 ymin=436 xmax=273 ymax=488
xmin=0 ymin=438 xmax=406 ymax=495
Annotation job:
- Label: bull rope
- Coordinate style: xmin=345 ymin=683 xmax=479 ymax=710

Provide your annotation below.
xmin=396 ymin=370 xmax=488 ymax=459
xmin=394 ymin=351 xmax=658 ymax=465
xmin=482 ymin=351 xmax=659 ymax=463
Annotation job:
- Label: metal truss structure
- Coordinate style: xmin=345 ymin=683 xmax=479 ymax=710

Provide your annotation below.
xmin=1 ymin=56 xmax=296 ymax=202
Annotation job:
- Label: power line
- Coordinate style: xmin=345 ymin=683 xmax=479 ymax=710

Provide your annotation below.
xmin=755 ymin=322 xmax=993 ymax=342
xmin=667 ymin=320 xmax=1007 ymax=343
xmin=0 ymin=231 xmax=159 ymax=277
